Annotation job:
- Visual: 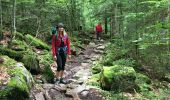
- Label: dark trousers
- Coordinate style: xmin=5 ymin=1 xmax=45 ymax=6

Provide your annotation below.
xmin=96 ymin=32 xmax=101 ymax=40
xmin=56 ymin=53 xmax=67 ymax=71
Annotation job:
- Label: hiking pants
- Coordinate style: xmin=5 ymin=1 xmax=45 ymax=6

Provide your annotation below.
xmin=96 ymin=32 xmax=101 ymax=40
xmin=56 ymin=52 xmax=67 ymax=71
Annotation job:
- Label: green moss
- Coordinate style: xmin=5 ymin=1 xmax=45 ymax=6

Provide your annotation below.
xmin=22 ymin=52 xmax=40 ymax=74
xmin=103 ymin=65 xmax=136 ymax=82
xmin=86 ymin=74 xmax=100 ymax=88
xmin=25 ymin=34 xmax=50 ymax=50
xmin=102 ymin=44 xmax=129 ymax=66
xmin=39 ymin=51 xmax=53 ymax=65
xmin=112 ymin=59 xmax=136 ymax=67
xmin=135 ymin=73 xmax=151 ymax=84
xmin=101 ymin=90 xmax=129 ymax=100
xmin=15 ymin=32 xmax=24 ymax=40
xmin=101 ymin=65 xmax=137 ymax=92
xmin=10 ymin=40 xmax=28 ymax=51
xmin=91 ymin=61 xmax=102 ymax=74
xmin=1 ymin=56 xmax=16 ymax=67
xmin=0 ymin=47 xmax=24 ymax=61
xmin=0 ymin=56 xmax=34 ymax=100
xmin=42 ymin=64 xmax=54 ymax=83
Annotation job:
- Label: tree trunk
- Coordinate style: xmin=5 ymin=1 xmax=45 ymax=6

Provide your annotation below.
xmin=0 ymin=0 xmax=2 ymax=30
xmin=13 ymin=0 xmax=16 ymax=34
xmin=135 ymin=0 xmax=139 ymax=59
xmin=115 ymin=3 xmax=118 ymax=34
xmin=104 ymin=16 xmax=107 ymax=34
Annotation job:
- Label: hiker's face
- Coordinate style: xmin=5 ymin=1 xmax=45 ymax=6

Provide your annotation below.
xmin=59 ymin=27 xmax=64 ymax=32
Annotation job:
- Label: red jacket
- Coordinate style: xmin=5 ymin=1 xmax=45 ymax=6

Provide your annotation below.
xmin=95 ymin=24 xmax=102 ymax=32
xmin=52 ymin=34 xmax=71 ymax=56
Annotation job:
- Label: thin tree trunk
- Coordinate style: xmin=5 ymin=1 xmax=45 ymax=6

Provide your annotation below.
xmin=13 ymin=0 xmax=16 ymax=34
xmin=0 ymin=0 xmax=2 ymax=30
xmin=115 ymin=4 xmax=118 ymax=34
xmin=110 ymin=16 xmax=113 ymax=39
xmin=135 ymin=0 xmax=139 ymax=59
xmin=104 ymin=16 xmax=107 ymax=34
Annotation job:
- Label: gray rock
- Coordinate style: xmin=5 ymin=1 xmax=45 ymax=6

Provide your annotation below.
xmin=97 ymin=45 xmax=105 ymax=50
xmin=81 ymin=63 xmax=89 ymax=67
xmin=94 ymin=50 xmax=103 ymax=54
xmin=43 ymin=84 xmax=54 ymax=90
xmin=80 ymin=90 xmax=89 ymax=98
xmin=35 ymin=92 xmax=45 ymax=100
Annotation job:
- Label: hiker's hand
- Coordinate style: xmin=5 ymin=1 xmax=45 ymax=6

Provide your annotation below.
xmin=67 ymin=55 xmax=71 ymax=61
xmin=53 ymin=56 xmax=57 ymax=61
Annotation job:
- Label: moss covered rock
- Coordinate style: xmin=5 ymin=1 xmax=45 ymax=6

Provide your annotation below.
xmin=0 ymin=47 xmax=24 ymax=61
xmin=91 ymin=61 xmax=102 ymax=74
xmin=86 ymin=74 xmax=100 ymax=88
xmin=22 ymin=51 xmax=40 ymax=74
xmin=39 ymin=51 xmax=54 ymax=83
xmin=25 ymin=34 xmax=50 ymax=50
xmin=10 ymin=40 xmax=28 ymax=51
xmin=100 ymin=65 xmax=137 ymax=92
xmin=0 ymin=56 xmax=34 ymax=100
xmin=42 ymin=64 xmax=54 ymax=83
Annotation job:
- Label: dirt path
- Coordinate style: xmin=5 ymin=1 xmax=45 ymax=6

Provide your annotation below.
xmin=30 ymin=40 xmax=107 ymax=100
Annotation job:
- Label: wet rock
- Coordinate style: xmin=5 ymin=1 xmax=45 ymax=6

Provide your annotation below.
xmin=43 ymin=84 xmax=54 ymax=90
xmin=35 ymin=92 xmax=45 ymax=100
xmin=54 ymin=84 xmax=67 ymax=92
xmin=96 ymin=45 xmax=105 ymax=50
xmin=73 ymin=69 xmax=91 ymax=80
xmin=80 ymin=90 xmax=89 ymax=98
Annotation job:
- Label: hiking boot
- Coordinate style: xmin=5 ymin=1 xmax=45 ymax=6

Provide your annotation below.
xmin=54 ymin=78 xmax=60 ymax=85
xmin=60 ymin=78 xmax=67 ymax=84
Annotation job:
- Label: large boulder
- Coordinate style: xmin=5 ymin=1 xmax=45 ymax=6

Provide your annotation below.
xmin=91 ymin=61 xmax=102 ymax=74
xmin=22 ymin=52 xmax=40 ymax=74
xmin=100 ymin=65 xmax=138 ymax=92
xmin=0 ymin=56 xmax=34 ymax=100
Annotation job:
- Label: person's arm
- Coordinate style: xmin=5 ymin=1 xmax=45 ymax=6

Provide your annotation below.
xmin=66 ymin=36 xmax=71 ymax=60
xmin=66 ymin=37 xmax=71 ymax=55
xmin=101 ymin=25 xmax=103 ymax=32
xmin=52 ymin=34 xmax=57 ymax=58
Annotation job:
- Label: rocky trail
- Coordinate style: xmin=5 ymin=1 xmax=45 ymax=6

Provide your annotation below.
xmin=30 ymin=40 xmax=107 ymax=100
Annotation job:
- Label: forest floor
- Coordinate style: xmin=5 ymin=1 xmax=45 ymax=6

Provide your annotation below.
xmin=30 ymin=39 xmax=107 ymax=100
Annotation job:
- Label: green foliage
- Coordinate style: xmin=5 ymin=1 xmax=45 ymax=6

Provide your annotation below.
xmin=91 ymin=61 xmax=102 ymax=74
xmin=101 ymin=90 xmax=129 ymax=100
xmin=0 ymin=47 xmax=24 ymax=61
xmin=112 ymin=59 xmax=136 ymax=68
xmin=25 ymin=34 xmax=50 ymax=50
xmin=86 ymin=74 xmax=100 ymax=88
xmin=102 ymin=43 xmax=129 ymax=66
xmin=10 ymin=40 xmax=28 ymax=51
xmin=100 ymin=65 xmax=137 ymax=92
xmin=22 ymin=51 xmax=40 ymax=74
xmin=15 ymin=32 xmax=24 ymax=40
xmin=42 ymin=64 xmax=54 ymax=83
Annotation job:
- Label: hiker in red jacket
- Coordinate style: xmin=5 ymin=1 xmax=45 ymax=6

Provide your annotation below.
xmin=95 ymin=22 xmax=103 ymax=40
xmin=52 ymin=23 xmax=71 ymax=84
